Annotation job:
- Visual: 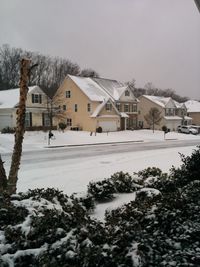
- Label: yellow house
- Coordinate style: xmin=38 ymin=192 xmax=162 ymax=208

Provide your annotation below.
xmin=138 ymin=95 xmax=192 ymax=131
xmin=54 ymin=75 xmax=138 ymax=132
xmin=0 ymin=85 xmax=53 ymax=130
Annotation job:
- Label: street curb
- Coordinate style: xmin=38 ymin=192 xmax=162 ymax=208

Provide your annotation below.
xmin=44 ymin=140 xmax=144 ymax=148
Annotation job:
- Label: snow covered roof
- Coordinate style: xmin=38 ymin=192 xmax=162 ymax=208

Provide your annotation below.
xmin=91 ymin=98 xmax=120 ymax=118
xmin=164 ymin=116 xmax=182 ymax=120
xmin=68 ymin=75 xmax=136 ymax=102
xmin=142 ymin=95 xmax=173 ymax=108
xmin=120 ymin=112 xmax=129 ymax=118
xmin=185 ymin=100 xmax=200 ymax=113
xmin=0 ymin=86 xmax=40 ymax=109
xmin=93 ymin=78 xmax=127 ymax=101
xmin=174 ymin=100 xmax=186 ymax=109
xmin=68 ymin=75 xmax=109 ymax=102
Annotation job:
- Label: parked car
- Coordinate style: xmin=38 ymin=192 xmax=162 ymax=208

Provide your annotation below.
xmin=178 ymin=125 xmax=198 ymax=135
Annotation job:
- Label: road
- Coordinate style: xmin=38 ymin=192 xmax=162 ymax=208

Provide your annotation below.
xmin=1 ymin=139 xmax=199 ymax=194
xmin=2 ymin=139 xmax=199 ymax=166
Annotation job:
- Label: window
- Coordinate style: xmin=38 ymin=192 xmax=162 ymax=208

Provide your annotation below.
xmin=125 ymin=90 xmax=130 ymax=96
xmin=132 ymin=104 xmax=137 ymax=112
xmin=124 ymin=104 xmax=129 ymax=112
xmin=165 ymin=108 xmax=174 ymax=116
xmin=116 ymin=103 xmax=121 ymax=111
xmin=67 ymin=118 xmax=72 ymax=126
xmin=87 ymin=103 xmax=91 ymax=112
xmin=105 ymin=102 xmax=112 ymax=111
xmin=66 ymin=91 xmax=71 ymax=98
xmin=42 ymin=113 xmax=51 ymax=126
xmin=74 ymin=104 xmax=78 ymax=112
xmin=25 ymin=112 xmax=32 ymax=127
xmin=63 ymin=105 xmax=66 ymax=111
xmin=32 ymin=94 xmax=42 ymax=104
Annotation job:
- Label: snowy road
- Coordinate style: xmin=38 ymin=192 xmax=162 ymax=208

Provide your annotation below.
xmin=1 ymin=139 xmax=199 ymax=166
xmin=1 ymin=139 xmax=199 ymax=195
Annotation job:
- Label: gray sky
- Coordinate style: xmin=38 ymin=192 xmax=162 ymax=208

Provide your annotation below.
xmin=0 ymin=0 xmax=199 ymax=99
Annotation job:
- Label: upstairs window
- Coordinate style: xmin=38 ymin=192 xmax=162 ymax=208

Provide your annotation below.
xmin=125 ymin=90 xmax=130 ymax=96
xmin=124 ymin=104 xmax=130 ymax=112
xmin=32 ymin=94 xmax=42 ymax=104
xmin=63 ymin=105 xmax=66 ymax=111
xmin=105 ymin=102 xmax=112 ymax=111
xmin=132 ymin=104 xmax=137 ymax=112
xmin=87 ymin=103 xmax=91 ymax=112
xmin=66 ymin=91 xmax=71 ymax=98
xmin=116 ymin=103 xmax=121 ymax=112
xmin=74 ymin=104 xmax=78 ymax=112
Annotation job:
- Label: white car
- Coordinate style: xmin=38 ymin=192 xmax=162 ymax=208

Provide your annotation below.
xmin=178 ymin=125 xmax=198 ymax=135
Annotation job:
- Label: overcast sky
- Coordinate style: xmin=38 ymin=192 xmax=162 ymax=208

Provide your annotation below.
xmin=0 ymin=0 xmax=199 ymax=99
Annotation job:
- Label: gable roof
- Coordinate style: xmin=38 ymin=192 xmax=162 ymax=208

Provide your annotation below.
xmin=0 ymin=86 xmax=43 ymax=108
xmin=91 ymin=98 xmax=120 ymax=118
xmin=185 ymin=100 xmax=200 ymax=112
xmin=68 ymin=75 xmax=137 ymax=102
xmin=142 ymin=95 xmax=176 ymax=108
xmin=68 ymin=75 xmax=109 ymax=102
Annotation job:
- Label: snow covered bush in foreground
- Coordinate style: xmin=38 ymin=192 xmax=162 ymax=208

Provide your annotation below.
xmin=0 ymin=147 xmax=200 ymax=267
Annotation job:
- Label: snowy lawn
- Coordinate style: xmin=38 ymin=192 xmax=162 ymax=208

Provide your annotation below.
xmin=0 ymin=129 xmax=200 ymax=152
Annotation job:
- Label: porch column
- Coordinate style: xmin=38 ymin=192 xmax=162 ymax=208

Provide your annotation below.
xmin=125 ymin=118 xmax=127 ymax=130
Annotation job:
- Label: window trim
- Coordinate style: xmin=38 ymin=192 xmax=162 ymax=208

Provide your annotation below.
xmin=66 ymin=91 xmax=71 ymax=98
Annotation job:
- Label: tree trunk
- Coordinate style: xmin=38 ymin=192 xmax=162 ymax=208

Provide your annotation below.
xmin=0 ymin=155 xmax=7 ymax=193
xmin=7 ymin=58 xmax=31 ymax=195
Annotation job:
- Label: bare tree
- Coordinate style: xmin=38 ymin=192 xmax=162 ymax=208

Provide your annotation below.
xmin=80 ymin=68 xmax=99 ymax=78
xmin=144 ymin=107 xmax=162 ymax=133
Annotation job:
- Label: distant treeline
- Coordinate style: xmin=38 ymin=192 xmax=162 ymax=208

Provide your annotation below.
xmin=0 ymin=44 xmax=188 ymax=102
xmin=0 ymin=44 xmax=99 ymax=97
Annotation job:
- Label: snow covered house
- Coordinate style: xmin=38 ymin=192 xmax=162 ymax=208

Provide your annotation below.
xmin=185 ymin=100 xmax=200 ymax=125
xmin=0 ymin=86 xmax=53 ymax=131
xmin=53 ymin=75 xmax=138 ymax=132
xmin=138 ymin=95 xmax=192 ymax=131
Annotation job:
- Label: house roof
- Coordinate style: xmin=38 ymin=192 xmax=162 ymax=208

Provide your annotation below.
xmin=0 ymin=86 xmax=41 ymax=109
xmin=142 ymin=95 xmax=172 ymax=108
xmin=68 ymin=75 xmax=109 ymax=102
xmin=164 ymin=116 xmax=182 ymax=120
xmin=91 ymin=98 xmax=120 ymax=118
xmin=184 ymin=100 xmax=200 ymax=113
xmin=68 ymin=75 xmax=136 ymax=102
xmin=92 ymin=77 xmax=127 ymax=101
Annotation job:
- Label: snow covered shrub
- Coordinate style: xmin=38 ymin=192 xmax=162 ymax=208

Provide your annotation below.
xmin=58 ymin=122 xmax=67 ymax=132
xmin=0 ymin=188 xmax=98 ymax=267
xmin=137 ymin=167 xmax=163 ymax=179
xmin=87 ymin=179 xmax=116 ymax=202
xmin=1 ymin=126 xmax=15 ymax=133
xmin=170 ymin=146 xmax=200 ymax=188
xmin=111 ymin=171 xmax=141 ymax=193
xmin=135 ymin=188 xmax=161 ymax=202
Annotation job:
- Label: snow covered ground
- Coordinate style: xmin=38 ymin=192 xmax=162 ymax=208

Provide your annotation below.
xmin=0 ymin=129 xmax=199 ymax=152
xmin=1 ymin=129 xmax=199 ymax=220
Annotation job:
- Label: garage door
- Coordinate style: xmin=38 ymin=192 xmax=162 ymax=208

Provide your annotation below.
xmin=0 ymin=114 xmax=13 ymax=130
xmin=98 ymin=121 xmax=117 ymax=132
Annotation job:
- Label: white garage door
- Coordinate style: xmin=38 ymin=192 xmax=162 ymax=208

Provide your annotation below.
xmin=98 ymin=121 xmax=117 ymax=132
xmin=0 ymin=114 xmax=13 ymax=130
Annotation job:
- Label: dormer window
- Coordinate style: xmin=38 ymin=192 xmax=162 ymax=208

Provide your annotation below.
xmin=125 ymin=90 xmax=130 ymax=96
xmin=106 ymin=102 xmax=112 ymax=111
xmin=32 ymin=94 xmax=42 ymax=104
